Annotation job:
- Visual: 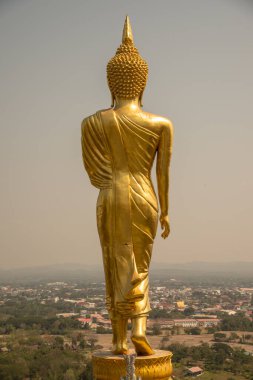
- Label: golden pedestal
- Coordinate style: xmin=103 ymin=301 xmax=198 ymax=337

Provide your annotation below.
xmin=92 ymin=350 xmax=173 ymax=380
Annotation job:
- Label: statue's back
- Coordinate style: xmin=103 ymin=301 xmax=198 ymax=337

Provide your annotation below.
xmin=81 ymin=16 xmax=173 ymax=358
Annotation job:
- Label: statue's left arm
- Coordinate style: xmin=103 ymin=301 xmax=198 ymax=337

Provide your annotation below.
xmin=156 ymin=120 xmax=174 ymax=239
xmin=81 ymin=114 xmax=112 ymax=189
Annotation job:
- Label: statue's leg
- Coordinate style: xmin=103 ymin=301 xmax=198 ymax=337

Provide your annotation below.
xmin=111 ymin=316 xmax=117 ymax=351
xmin=112 ymin=315 xmax=128 ymax=355
xmin=101 ymin=246 xmax=117 ymax=351
xmin=131 ymin=316 xmax=154 ymax=356
xmin=130 ymin=243 xmax=154 ymax=356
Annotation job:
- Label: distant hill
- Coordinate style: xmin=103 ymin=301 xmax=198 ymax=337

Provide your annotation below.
xmin=149 ymin=261 xmax=253 ymax=283
xmin=151 ymin=261 xmax=253 ymax=274
xmin=0 ymin=261 xmax=252 ymax=284
xmin=0 ymin=263 xmax=103 ymax=283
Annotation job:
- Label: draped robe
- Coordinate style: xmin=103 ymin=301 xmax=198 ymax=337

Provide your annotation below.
xmin=81 ymin=109 xmax=160 ymax=318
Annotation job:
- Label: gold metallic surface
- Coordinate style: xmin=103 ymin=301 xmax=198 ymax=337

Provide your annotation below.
xmin=92 ymin=350 xmax=173 ymax=380
xmin=81 ymin=16 xmax=173 ymax=357
xmin=107 ymin=15 xmax=148 ymax=103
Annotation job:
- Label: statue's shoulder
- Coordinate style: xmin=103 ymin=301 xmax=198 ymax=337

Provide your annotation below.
xmin=141 ymin=111 xmax=173 ymax=134
xmin=81 ymin=108 xmax=111 ymax=130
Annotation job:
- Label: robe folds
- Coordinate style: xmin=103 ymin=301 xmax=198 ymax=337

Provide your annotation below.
xmin=81 ymin=109 xmax=160 ymax=318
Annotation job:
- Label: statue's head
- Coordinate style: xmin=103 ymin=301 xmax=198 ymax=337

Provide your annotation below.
xmin=107 ymin=16 xmax=148 ymax=107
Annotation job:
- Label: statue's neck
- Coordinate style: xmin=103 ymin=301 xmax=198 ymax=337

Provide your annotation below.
xmin=114 ymin=97 xmax=140 ymax=111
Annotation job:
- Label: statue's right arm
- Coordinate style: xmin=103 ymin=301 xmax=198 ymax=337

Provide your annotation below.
xmin=156 ymin=120 xmax=174 ymax=239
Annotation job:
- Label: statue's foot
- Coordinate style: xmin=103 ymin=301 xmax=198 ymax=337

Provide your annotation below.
xmin=111 ymin=316 xmax=129 ymax=355
xmin=131 ymin=316 xmax=154 ymax=356
xmin=131 ymin=333 xmax=154 ymax=356
xmin=112 ymin=340 xmax=128 ymax=355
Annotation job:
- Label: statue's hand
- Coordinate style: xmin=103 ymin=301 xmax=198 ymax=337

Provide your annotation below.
xmin=160 ymin=215 xmax=170 ymax=239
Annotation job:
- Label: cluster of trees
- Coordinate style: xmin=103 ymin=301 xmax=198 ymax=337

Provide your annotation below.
xmin=0 ymin=298 xmax=84 ymax=335
xmin=149 ymin=308 xmax=195 ymax=320
xmin=0 ymin=298 xmax=75 ymax=318
xmin=0 ymin=299 xmax=100 ymax=378
xmin=185 ymin=327 xmax=201 ymax=335
xmin=0 ymin=343 xmax=93 ymax=380
xmin=149 ymin=309 xmax=170 ymax=319
xmin=214 ymin=331 xmax=253 ymax=344
xmin=149 ymin=309 xmax=253 ymax=337
xmin=151 ymin=323 xmax=162 ymax=336
xmin=219 ymin=313 xmax=253 ymax=332
xmin=163 ymin=342 xmax=253 ymax=378
xmin=0 ymin=315 xmax=82 ymax=335
xmin=96 ymin=326 xmax=111 ymax=334
xmin=0 ymin=329 xmax=99 ymax=380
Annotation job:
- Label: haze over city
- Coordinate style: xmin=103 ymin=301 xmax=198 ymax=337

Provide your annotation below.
xmin=1 ymin=0 xmax=253 ymax=268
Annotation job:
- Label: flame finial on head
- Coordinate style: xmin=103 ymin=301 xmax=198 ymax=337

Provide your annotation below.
xmin=122 ymin=15 xmax=134 ymax=44
xmin=107 ymin=16 xmax=148 ymax=106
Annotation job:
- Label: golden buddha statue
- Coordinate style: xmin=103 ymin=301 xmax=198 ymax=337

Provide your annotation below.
xmin=81 ymin=16 xmax=173 ymax=357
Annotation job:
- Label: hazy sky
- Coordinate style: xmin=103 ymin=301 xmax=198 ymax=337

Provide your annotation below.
xmin=0 ymin=0 xmax=253 ymax=269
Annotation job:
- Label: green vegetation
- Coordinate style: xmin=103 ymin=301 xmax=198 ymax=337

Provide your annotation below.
xmin=214 ymin=332 xmax=227 ymax=341
xmin=0 ymin=331 xmax=97 ymax=379
xmin=220 ymin=313 xmax=253 ymax=332
xmin=0 ymin=299 xmax=97 ymax=378
xmin=193 ymin=371 xmax=247 ymax=380
xmin=185 ymin=327 xmax=201 ymax=335
xmin=164 ymin=342 xmax=253 ymax=379
xmin=0 ymin=299 xmax=82 ymax=335
xmin=152 ymin=323 xmax=162 ymax=336
xmin=1 ymin=280 xmax=253 ymax=379
xmin=149 ymin=309 xmax=193 ymax=320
